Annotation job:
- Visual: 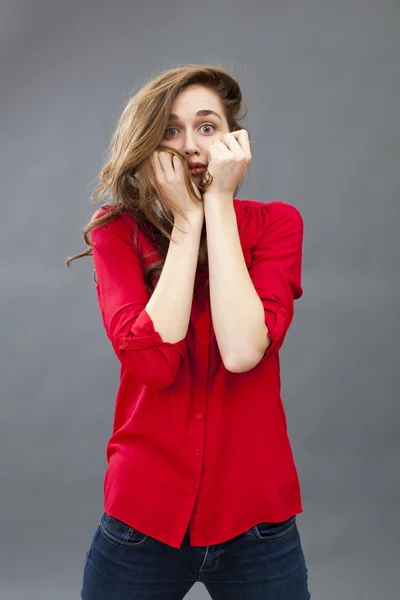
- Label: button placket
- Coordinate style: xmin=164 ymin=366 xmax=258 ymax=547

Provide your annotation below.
xmin=188 ymin=312 xmax=209 ymax=496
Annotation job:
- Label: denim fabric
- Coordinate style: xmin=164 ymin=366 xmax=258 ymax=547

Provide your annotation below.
xmin=81 ymin=512 xmax=311 ymax=599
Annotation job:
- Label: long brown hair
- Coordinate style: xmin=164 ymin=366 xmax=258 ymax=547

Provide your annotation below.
xmin=65 ymin=64 xmax=251 ymax=295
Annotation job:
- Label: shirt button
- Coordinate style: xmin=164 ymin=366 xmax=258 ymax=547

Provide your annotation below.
xmin=197 ymin=376 xmax=204 ymax=384
xmin=191 ymin=485 xmax=197 ymax=492
xmin=121 ymin=340 xmax=129 ymax=348
xmin=196 ymin=413 xmax=202 ymax=419
xmin=194 ymin=449 xmax=200 ymax=456
xmin=199 ymin=342 xmax=205 ymax=349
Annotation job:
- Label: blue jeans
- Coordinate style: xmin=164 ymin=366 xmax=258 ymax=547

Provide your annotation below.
xmin=81 ymin=512 xmax=311 ymax=599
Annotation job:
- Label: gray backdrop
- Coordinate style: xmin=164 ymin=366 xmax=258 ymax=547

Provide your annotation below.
xmin=1 ymin=0 xmax=399 ymax=598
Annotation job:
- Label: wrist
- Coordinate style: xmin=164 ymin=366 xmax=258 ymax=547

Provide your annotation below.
xmin=174 ymin=210 xmax=204 ymax=230
xmin=203 ymin=193 xmax=234 ymax=213
xmin=203 ymin=190 xmax=234 ymax=202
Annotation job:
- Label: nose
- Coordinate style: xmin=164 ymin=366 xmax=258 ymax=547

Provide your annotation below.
xmin=183 ymin=131 xmax=200 ymax=157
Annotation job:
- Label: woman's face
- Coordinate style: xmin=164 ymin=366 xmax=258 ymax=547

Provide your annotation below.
xmin=161 ymin=84 xmax=231 ymax=180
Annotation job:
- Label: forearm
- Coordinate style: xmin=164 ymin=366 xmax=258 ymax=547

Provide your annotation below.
xmin=204 ymin=197 xmax=269 ymax=371
xmin=146 ymin=213 xmax=203 ymax=343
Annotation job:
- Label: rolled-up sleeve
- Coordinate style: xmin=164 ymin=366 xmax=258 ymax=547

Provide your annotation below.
xmin=90 ymin=211 xmax=187 ymax=389
xmin=249 ymin=202 xmax=304 ymax=358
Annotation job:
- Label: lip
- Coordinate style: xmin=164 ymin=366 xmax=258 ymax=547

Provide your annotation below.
xmin=189 ymin=162 xmax=207 ymax=175
xmin=189 ymin=162 xmax=207 ymax=169
xmin=190 ymin=167 xmax=206 ymax=175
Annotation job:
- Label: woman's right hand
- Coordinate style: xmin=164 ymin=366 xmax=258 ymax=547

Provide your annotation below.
xmin=150 ymin=151 xmax=204 ymax=221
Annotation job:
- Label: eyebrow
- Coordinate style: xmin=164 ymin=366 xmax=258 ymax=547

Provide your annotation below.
xmin=168 ymin=109 xmax=222 ymax=122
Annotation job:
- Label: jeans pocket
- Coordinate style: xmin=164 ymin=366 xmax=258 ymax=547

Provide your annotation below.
xmin=99 ymin=512 xmax=149 ymax=548
xmin=252 ymin=515 xmax=296 ymax=541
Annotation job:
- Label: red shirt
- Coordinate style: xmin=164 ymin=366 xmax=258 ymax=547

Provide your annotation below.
xmin=90 ymin=198 xmax=304 ymax=549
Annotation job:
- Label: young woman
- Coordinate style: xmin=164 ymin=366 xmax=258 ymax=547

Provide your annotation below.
xmin=67 ymin=64 xmax=310 ymax=600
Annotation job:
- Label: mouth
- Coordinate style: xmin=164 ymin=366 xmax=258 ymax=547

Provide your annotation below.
xmin=190 ymin=167 xmax=206 ymax=176
xmin=189 ymin=163 xmax=207 ymax=175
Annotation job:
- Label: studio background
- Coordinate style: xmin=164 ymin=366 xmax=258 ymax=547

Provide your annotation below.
xmin=1 ymin=1 xmax=398 ymax=598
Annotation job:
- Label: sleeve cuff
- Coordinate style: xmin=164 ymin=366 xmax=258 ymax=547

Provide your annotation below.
xmin=265 ymin=304 xmax=287 ymax=341
xmin=118 ymin=308 xmax=187 ymax=356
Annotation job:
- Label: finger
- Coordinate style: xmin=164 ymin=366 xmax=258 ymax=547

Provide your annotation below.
xmin=236 ymin=129 xmax=251 ymax=156
xmin=214 ymin=137 xmax=240 ymax=160
xmin=157 ymin=151 xmax=172 ymax=174
xmin=153 ymin=151 xmax=163 ymax=174
xmin=209 ymin=140 xmax=228 ymax=156
xmin=223 ymin=132 xmax=245 ymax=155
xmin=150 ymin=152 xmax=160 ymax=181
xmin=228 ymin=130 xmax=251 ymax=157
xmin=149 ymin=154 xmax=160 ymax=190
xmin=207 ymin=144 xmax=223 ymax=161
xmin=172 ymin=154 xmax=185 ymax=175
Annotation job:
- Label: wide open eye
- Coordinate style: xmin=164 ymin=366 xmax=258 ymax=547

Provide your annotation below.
xmin=163 ymin=123 xmax=216 ymax=139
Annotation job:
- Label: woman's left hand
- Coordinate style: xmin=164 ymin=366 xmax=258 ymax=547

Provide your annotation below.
xmin=203 ymin=129 xmax=251 ymax=197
